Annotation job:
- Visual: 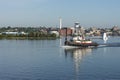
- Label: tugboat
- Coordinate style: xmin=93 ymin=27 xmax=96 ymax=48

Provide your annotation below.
xmin=64 ymin=35 xmax=98 ymax=48
xmin=64 ymin=22 xmax=98 ymax=48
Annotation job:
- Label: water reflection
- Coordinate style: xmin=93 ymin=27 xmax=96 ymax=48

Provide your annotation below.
xmin=65 ymin=48 xmax=92 ymax=63
xmin=64 ymin=48 xmax=92 ymax=80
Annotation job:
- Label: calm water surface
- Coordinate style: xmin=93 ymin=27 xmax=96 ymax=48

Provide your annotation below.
xmin=0 ymin=37 xmax=120 ymax=80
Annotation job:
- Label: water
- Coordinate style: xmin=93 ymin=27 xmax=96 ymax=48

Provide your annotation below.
xmin=0 ymin=37 xmax=120 ymax=80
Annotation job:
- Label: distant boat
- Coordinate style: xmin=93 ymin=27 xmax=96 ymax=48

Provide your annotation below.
xmin=103 ymin=33 xmax=108 ymax=43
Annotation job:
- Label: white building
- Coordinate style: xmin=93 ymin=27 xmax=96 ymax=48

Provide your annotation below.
xmin=49 ymin=31 xmax=59 ymax=37
xmin=2 ymin=31 xmax=28 ymax=35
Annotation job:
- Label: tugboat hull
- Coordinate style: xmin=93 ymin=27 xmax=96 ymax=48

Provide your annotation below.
xmin=65 ymin=41 xmax=98 ymax=48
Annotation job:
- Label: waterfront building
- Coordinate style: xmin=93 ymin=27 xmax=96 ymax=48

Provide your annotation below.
xmin=59 ymin=28 xmax=73 ymax=36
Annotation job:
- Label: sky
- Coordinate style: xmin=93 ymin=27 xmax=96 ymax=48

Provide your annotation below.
xmin=0 ymin=0 xmax=120 ymax=28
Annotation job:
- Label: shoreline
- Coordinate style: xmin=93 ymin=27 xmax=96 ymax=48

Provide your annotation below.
xmin=0 ymin=37 xmax=58 ymax=40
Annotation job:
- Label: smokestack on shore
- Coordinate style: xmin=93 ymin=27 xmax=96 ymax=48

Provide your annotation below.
xmin=59 ymin=18 xmax=62 ymax=30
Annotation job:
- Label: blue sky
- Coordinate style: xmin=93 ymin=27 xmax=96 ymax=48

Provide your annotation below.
xmin=0 ymin=0 xmax=120 ymax=28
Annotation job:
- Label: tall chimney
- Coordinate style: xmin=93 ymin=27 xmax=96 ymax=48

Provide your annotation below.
xmin=59 ymin=18 xmax=62 ymax=30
